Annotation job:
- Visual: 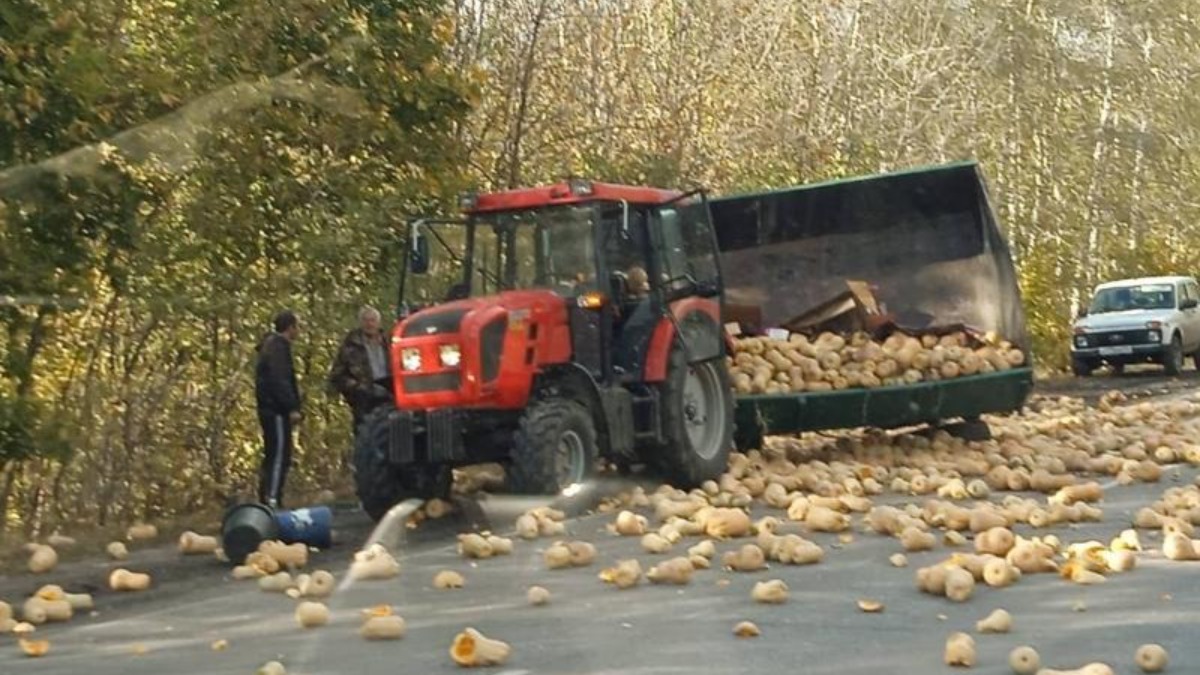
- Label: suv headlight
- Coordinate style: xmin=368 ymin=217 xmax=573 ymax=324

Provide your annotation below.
xmin=1074 ymin=335 xmax=1088 ymax=348
xmin=439 ymin=343 xmax=462 ymax=368
xmin=401 ymin=348 xmax=422 ymax=371
xmin=1147 ymin=329 xmax=1161 ymax=343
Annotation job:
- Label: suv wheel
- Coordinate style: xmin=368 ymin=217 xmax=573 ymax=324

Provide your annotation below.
xmin=1071 ymin=357 xmax=1094 ymax=377
xmin=1163 ymin=333 xmax=1184 ymax=376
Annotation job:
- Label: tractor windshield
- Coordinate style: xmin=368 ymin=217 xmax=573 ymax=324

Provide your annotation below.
xmin=468 ymin=204 xmax=597 ymax=297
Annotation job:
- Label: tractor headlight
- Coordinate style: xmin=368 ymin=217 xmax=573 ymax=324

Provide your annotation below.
xmin=439 ymin=343 xmax=462 ymax=368
xmin=401 ymin=348 xmax=422 ymax=372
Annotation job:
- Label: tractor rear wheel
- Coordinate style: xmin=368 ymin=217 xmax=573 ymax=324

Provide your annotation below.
xmin=353 ymin=408 xmax=450 ymax=522
xmin=652 ymin=344 xmax=734 ymax=487
xmin=507 ymin=399 xmax=597 ymax=494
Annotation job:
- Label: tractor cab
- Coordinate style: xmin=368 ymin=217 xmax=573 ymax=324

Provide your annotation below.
xmin=353 ymin=179 xmax=735 ymax=521
xmin=398 ymin=180 xmax=724 ymax=382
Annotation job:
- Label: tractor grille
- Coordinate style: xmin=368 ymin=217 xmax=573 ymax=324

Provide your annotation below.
xmin=387 ymin=412 xmax=415 ymax=464
xmin=480 ymin=317 xmax=506 ymax=383
xmin=427 ymin=409 xmax=462 ymax=462
xmin=402 ymin=372 xmax=461 ymax=393
xmin=1078 ymin=330 xmax=1153 ymax=348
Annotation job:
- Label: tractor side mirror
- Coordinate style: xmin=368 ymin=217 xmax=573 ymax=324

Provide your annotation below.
xmin=410 ymin=231 xmax=431 ymax=275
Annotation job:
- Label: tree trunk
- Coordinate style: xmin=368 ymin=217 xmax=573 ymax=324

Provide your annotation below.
xmin=0 ymin=461 xmax=15 ymax=537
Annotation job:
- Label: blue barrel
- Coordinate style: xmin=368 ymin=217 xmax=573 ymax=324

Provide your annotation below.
xmin=274 ymin=505 xmax=333 ymax=549
xmin=222 ymin=502 xmax=279 ymax=565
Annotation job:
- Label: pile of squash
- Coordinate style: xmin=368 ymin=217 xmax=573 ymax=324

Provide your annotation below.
xmin=729 ymin=330 xmax=1025 ymax=395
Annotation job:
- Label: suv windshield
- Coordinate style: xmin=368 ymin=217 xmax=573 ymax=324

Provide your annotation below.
xmin=469 ymin=205 xmax=596 ymax=296
xmin=1089 ymin=283 xmax=1176 ymax=314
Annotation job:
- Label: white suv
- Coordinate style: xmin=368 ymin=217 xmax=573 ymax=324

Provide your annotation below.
xmin=1071 ymin=275 xmax=1200 ymax=376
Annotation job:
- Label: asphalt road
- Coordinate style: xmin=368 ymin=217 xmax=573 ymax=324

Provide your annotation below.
xmin=3 ymin=465 xmax=1199 ymax=675
xmin=1038 ymin=363 xmax=1200 ymax=403
xmin=4 ymin=374 xmax=1200 ymax=675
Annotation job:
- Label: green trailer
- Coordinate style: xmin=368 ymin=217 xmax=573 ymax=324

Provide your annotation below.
xmin=709 ymin=161 xmax=1033 ymax=448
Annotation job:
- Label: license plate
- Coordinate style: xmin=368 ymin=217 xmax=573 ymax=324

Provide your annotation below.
xmin=1099 ymin=346 xmax=1133 ymax=356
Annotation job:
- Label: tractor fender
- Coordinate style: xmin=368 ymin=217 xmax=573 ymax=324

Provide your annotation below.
xmin=643 ymin=298 xmax=724 ymax=383
xmin=534 ymin=363 xmax=625 ymax=460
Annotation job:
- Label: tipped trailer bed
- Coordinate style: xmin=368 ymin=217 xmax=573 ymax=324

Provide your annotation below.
xmin=710 ymin=162 xmax=1033 ymax=447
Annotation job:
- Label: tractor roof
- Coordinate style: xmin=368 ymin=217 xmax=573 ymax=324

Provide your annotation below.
xmin=467 ymin=180 xmax=681 ymax=214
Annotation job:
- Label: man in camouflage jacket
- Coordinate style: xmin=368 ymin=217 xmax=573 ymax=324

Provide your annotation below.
xmin=328 ymin=305 xmax=393 ymax=434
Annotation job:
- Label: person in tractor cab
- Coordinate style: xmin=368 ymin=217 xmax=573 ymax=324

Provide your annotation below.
xmin=327 ymin=305 xmax=393 ymax=436
xmin=255 ymin=310 xmax=303 ymax=509
xmin=624 ymin=265 xmax=650 ymax=299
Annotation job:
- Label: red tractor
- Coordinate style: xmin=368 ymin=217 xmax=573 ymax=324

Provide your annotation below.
xmin=354 ymin=179 xmax=734 ymax=520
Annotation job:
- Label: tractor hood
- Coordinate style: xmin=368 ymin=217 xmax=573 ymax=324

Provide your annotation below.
xmin=397 ymin=289 xmax=566 ymax=338
xmin=390 ymin=289 xmax=571 ymax=409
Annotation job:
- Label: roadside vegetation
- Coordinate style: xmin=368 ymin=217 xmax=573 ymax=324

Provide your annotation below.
xmin=2 ymin=0 xmax=1196 ymax=536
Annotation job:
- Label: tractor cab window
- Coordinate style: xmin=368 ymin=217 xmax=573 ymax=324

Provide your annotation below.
xmin=599 ymin=204 xmax=651 ymax=304
xmin=469 ymin=205 xmax=598 ymax=297
xmin=651 ymin=195 xmax=721 ymax=298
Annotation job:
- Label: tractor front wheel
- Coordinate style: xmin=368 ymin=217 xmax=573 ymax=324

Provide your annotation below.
xmin=353 ymin=408 xmax=450 ymax=522
xmin=507 ymin=399 xmax=597 ymax=494
xmin=651 ymin=345 xmax=734 ymax=487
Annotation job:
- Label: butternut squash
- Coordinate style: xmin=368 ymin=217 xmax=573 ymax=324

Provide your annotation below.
xmin=1134 ymin=644 xmax=1168 ymax=673
xmin=450 ymin=627 xmax=511 ymax=667
xmin=944 ymin=632 xmax=976 ymax=667
xmin=750 ymin=579 xmax=789 ymax=604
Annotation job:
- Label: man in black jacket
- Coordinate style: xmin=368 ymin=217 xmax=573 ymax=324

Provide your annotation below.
xmin=255 ymin=310 xmax=302 ymax=508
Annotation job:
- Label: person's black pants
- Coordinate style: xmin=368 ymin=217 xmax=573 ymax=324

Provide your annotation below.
xmin=259 ymin=412 xmax=293 ymax=508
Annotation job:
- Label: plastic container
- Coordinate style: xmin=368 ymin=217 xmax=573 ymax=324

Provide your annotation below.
xmin=221 ymin=502 xmax=278 ymax=564
xmin=274 ymin=505 xmax=333 ymax=549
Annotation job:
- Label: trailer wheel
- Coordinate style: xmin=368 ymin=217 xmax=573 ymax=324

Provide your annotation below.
xmin=733 ymin=420 xmax=764 ymax=452
xmin=652 ymin=344 xmax=734 ymax=487
xmin=507 ymin=399 xmax=597 ymax=494
xmin=940 ymin=417 xmax=992 ymax=442
xmin=353 ymin=408 xmax=449 ymax=522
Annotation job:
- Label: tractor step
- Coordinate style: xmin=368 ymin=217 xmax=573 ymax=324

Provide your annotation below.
xmin=630 ymin=389 xmax=662 ymax=443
